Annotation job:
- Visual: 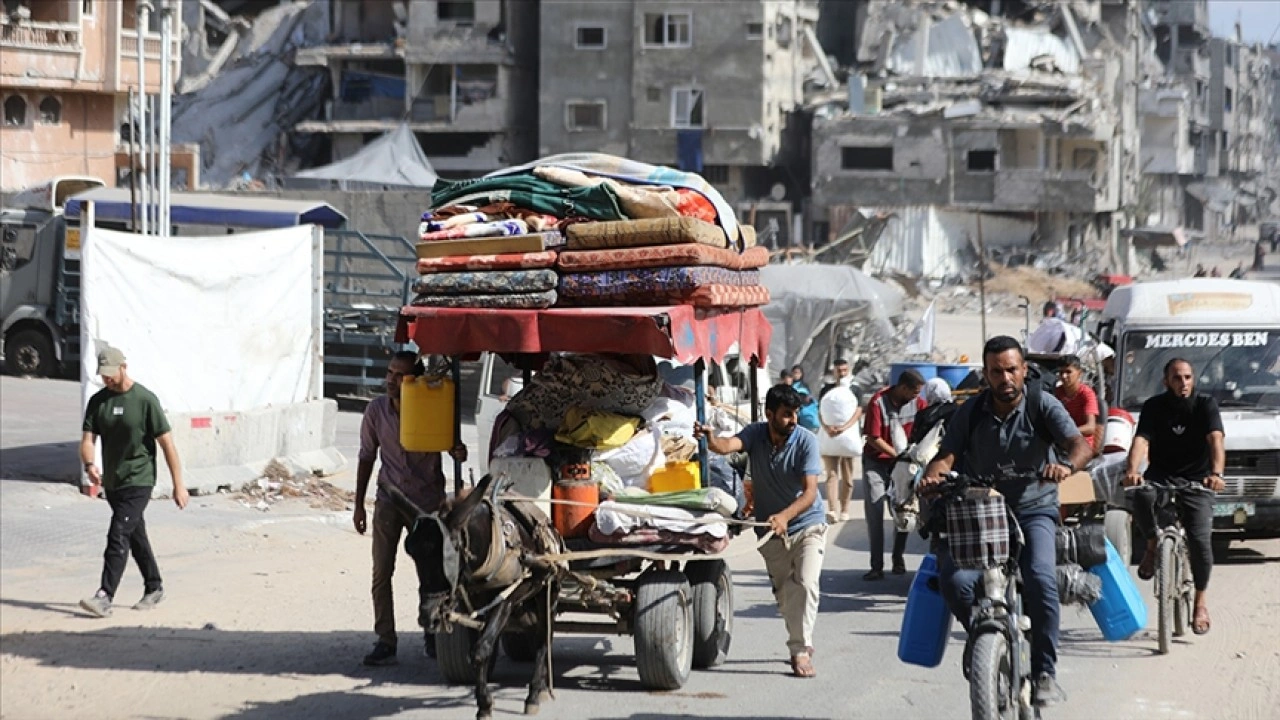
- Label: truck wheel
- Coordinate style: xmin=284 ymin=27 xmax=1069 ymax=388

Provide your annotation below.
xmin=633 ymin=569 xmax=693 ymax=690
xmin=434 ymin=627 xmax=496 ymax=684
xmin=686 ymin=560 xmax=733 ymax=669
xmin=4 ymin=329 xmax=56 ymax=377
xmin=1104 ymin=510 xmax=1131 ymax=567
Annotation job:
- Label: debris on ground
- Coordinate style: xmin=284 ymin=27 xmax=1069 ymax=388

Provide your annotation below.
xmin=232 ymin=459 xmax=353 ymax=512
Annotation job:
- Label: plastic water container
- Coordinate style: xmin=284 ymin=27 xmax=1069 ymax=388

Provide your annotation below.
xmin=400 ymin=375 xmax=455 ymax=452
xmin=648 ymin=461 xmax=701 ymax=493
xmin=890 ymin=363 xmax=938 ymax=385
xmin=1087 ymin=538 xmax=1147 ymax=641
xmin=935 ymin=364 xmax=974 ymax=388
xmin=898 ymin=554 xmax=954 ymax=667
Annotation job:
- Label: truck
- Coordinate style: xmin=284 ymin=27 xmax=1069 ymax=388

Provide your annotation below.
xmin=1096 ymin=279 xmax=1280 ymax=553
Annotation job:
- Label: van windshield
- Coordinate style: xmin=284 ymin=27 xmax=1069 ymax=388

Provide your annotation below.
xmin=1118 ymin=329 xmax=1280 ymax=412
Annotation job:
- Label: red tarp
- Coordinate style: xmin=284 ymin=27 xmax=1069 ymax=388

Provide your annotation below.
xmin=396 ymin=305 xmax=771 ymax=365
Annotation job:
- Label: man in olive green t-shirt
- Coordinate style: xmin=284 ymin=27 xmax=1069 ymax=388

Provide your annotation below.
xmin=79 ymin=346 xmax=187 ymax=618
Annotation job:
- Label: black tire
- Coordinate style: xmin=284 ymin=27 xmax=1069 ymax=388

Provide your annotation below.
xmin=633 ymin=569 xmax=693 ymax=691
xmin=502 ymin=630 xmax=541 ymax=663
xmin=1173 ymin=547 xmax=1193 ymax=638
xmin=4 ymin=329 xmax=56 ymax=377
xmin=1104 ymin=510 xmax=1131 ymax=566
xmin=1156 ymin=537 xmax=1175 ymax=655
xmin=434 ymin=627 xmax=496 ymax=684
xmin=969 ymin=632 xmax=1016 ymax=720
xmin=686 ymin=560 xmax=733 ymax=669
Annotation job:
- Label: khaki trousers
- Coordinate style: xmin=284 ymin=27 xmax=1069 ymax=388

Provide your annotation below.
xmin=758 ymin=523 xmax=827 ymax=656
xmin=822 ymin=455 xmax=861 ymax=517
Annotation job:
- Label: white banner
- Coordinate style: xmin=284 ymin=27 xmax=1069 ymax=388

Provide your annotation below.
xmin=80 ymin=225 xmax=320 ymax=414
xmin=905 ymin=300 xmax=936 ymax=355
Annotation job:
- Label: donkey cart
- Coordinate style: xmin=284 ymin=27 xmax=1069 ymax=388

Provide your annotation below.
xmin=395 ymin=304 xmax=770 ymax=712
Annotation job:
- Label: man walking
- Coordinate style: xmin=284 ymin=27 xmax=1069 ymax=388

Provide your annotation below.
xmin=861 ymin=369 xmax=926 ymax=579
xmin=698 ymin=384 xmax=825 ymax=678
xmin=79 ymin=346 xmax=187 ymax=618
xmin=354 ymin=351 xmax=465 ymax=666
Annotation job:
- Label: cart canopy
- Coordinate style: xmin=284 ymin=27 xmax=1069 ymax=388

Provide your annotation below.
xmin=397 ymin=305 xmax=771 ymax=365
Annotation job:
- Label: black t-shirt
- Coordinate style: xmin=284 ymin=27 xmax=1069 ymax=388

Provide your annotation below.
xmin=1135 ymin=392 xmax=1224 ymax=480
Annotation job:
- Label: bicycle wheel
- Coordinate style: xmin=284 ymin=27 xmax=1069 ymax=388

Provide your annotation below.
xmin=1156 ymin=536 xmax=1175 ymax=655
xmin=969 ymin=632 xmax=1017 ymax=720
xmin=1172 ymin=541 xmax=1192 ymax=637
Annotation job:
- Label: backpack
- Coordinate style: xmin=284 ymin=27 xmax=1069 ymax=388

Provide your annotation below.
xmin=965 ymin=382 xmax=1061 ymax=457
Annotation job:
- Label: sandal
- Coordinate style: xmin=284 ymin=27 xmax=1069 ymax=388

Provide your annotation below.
xmin=790 ymin=652 xmax=817 ymax=678
xmin=1192 ymin=606 xmax=1211 ymax=635
xmin=1137 ymin=551 xmax=1155 ymax=581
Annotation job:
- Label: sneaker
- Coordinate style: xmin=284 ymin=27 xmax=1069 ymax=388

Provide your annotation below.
xmin=1033 ymin=673 xmax=1067 ymax=707
xmin=363 ymin=641 xmax=398 ymax=666
xmin=891 ymin=560 xmax=907 ymax=575
xmin=79 ymin=592 xmax=112 ymax=618
xmin=132 ymin=589 xmax=165 ymax=610
xmin=863 ymin=569 xmax=885 ymax=581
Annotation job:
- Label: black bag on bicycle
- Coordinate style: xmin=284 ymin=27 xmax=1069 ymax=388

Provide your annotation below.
xmin=1055 ymin=523 xmax=1107 ymax=569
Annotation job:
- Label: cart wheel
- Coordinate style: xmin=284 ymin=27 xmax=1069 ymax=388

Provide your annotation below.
xmin=434 ymin=627 xmax=497 ymax=684
xmin=634 ymin=569 xmax=693 ymax=690
xmin=1104 ymin=509 xmax=1131 ymax=566
xmin=686 ymin=560 xmax=733 ymax=669
xmin=502 ymin=630 xmax=541 ymax=663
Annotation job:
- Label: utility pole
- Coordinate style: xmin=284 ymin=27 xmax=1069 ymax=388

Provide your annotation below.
xmin=977 ymin=214 xmax=987 ymax=341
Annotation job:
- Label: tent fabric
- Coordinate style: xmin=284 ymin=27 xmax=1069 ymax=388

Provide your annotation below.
xmin=65 ymin=188 xmax=347 ymax=229
xmin=290 ymin=124 xmax=438 ymax=190
xmin=759 ymin=263 xmax=904 ymax=373
xmin=395 ymin=305 xmax=771 ymax=366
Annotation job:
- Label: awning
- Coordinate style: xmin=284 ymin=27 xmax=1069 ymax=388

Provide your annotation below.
xmin=395 ymin=305 xmax=772 ymax=365
xmin=65 ymin=188 xmax=347 ymax=229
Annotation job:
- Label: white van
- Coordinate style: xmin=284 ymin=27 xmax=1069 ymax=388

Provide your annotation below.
xmin=1097 ymin=279 xmax=1280 ymax=550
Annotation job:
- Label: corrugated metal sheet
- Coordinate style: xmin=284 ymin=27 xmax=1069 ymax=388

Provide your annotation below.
xmin=863 ymin=207 xmax=1035 ymax=279
xmin=1002 ymin=27 xmax=1080 ymax=75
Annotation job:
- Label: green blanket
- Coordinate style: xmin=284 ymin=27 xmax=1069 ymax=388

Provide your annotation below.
xmin=430 ymin=173 xmax=627 ymax=221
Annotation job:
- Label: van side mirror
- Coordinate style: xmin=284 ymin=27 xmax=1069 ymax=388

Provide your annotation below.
xmin=1096 ymin=319 xmax=1115 ymax=346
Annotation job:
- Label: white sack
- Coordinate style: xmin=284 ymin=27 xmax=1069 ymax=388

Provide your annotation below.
xmin=594 ymin=424 xmax=666 ymax=488
xmin=818 ymin=386 xmax=863 ymax=457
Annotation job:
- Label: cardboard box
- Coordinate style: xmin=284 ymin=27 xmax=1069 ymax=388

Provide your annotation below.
xmin=1059 ymin=470 xmax=1097 ymax=506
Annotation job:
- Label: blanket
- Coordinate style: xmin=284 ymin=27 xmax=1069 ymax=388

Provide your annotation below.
xmin=418 ymin=218 xmax=528 ymax=242
xmin=411 ymin=269 xmax=558 ymax=296
xmin=557 ymin=243 xmax=769 ymax=272
xmin=416 ymin=251 xmax=559 ymax=274
xmin=429 ymin=173 xmax=627 ymax=222
xmin=566 ymin=217 xmax=727 ymax=251
xmin=415 ymin=231 xmax=565 ymax=259
xmin=410 ymin=290 xmax=557 ymax=309
xmin=559 ymin=266 xmax=758 ymax=298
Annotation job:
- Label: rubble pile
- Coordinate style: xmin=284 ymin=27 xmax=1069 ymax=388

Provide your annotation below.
xmin=232 ymin=459 xmax=353 ymax=512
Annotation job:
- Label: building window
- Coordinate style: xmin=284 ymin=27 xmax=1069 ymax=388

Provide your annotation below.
xmin=646 ymin=86 xmax=661 ymax=103
xmin=702 ymin=164 xmax=730 ymax=184
xmin=967 ymin=149 xmax=996 ymax=172
xmin=671 ymin=87 xmax=704 ymax=128
xmin=437 ymin=1 xmax=475 ymax=23
xmin=3 ymin=95 xmax=27 ymax=127
xmin=777 ymin=16 xmax=793 ymax=48
xmin=1225 ymin=45 xmax=1233 ymax=67
xmin=644 ymin=12 xmax=692 ymax=48
xmin=575 ymin=26 xmax=606 ymax=49
xmin=1224 ymin=88 xmax=1232 ymax=112
xmin=37 ymin=96 xmax=61 ymax=125
xmin=840 ymin=146 xmax=893 ymax=171
xmin=82 ymin=0 xmax=94 ymax=18
xmin=745 ymin=22 xmax=763 ymax=39
xmin=566 ymin=101 xmax=606 ymax=131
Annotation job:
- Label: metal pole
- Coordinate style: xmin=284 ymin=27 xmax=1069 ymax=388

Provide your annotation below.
xmin=158 ymin=0 xmax=171 ymax=236
xmin=128 ymin=87 xmax=138 ymax=231
xmin=749 ymin=357 xmax=760 ymax=423
xmin=694 ymin=358 xmax=708 ymax=488
xmin=136 ymin=2 xmax=151 ymax=235
xmin=452 ymin=357 xmax=463 ymax=496
xmin=977 ymin=214 xmax=987 ymax=341
xmin=149 ymin=94 xmax=158 ymax=233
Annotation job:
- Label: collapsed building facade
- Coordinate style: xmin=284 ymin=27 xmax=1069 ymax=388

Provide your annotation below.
xmin=809 ymin=0 xmax=1148 ymax=280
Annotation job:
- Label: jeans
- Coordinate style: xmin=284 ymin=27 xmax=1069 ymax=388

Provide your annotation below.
xmin=371 ymin=497 xmax=427 ymax=649
xmin=938 ymin=511 xmax=1060 ymax=678
xmin=864 ymin=459 xmax=908 ymax=571
xmin=100 ymin=486 xmax=162 ymax=599
xmin=1130 ymin=481 xmax=1215 ymax=591
xmin=758 ymin=524 xmax=827 ymax=656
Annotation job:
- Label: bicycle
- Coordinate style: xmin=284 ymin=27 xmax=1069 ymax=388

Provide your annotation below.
xmin=1125 ymin=481 xmax=1205 ymax=655
xmin=924 ymin=470 xmax=1044 ymax=720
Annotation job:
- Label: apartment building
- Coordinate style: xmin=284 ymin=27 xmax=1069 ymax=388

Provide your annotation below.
xmin=0 ymin=0 xmax=180 ymax=191
xmin=538 ymin=0 xmax=822 ymax=244
xmin=294 ymin=0 xmax=538 ymax=178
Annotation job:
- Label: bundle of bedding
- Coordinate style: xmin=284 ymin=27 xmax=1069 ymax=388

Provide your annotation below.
xmin=558 ymin=266 xmax=770 ymax=308
xmin=409 ymin=268 xmax=559 ymax=309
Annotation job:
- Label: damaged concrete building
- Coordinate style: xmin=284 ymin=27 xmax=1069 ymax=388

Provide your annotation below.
xmin=809 ymin=0 xmax=1147 ymax=279
xmin=294 ymin=0 xmax=538 ymax=177
xmin=537 ymin=0 xmax=827 ymax=246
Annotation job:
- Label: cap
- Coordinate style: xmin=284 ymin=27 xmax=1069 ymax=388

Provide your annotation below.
xmin=96 ymin=346 xmax=125 ymax=375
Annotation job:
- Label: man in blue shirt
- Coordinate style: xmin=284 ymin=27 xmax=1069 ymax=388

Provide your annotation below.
xmin=698 ymin=384 xmax=826 ymax=678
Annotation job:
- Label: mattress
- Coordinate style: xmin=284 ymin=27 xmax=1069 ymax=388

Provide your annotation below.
xmin=559 ymin=284 xmax=770 ymax=309
xmin=415 ymin=231 xmax=565 ymax=260
xmin=557 ymin=267 xmax=766 ymax=307
xmin=410 ymin=290 xmax=558 ymax=309
xmin=565 ymin=217 xmax=727 ymax=251
xmin=416 ymin=251 xmax=559 ymax=274
xmin=557 ymin=243 xmax=769 ymax=272
xmin=411 ymin=269 xmax=559 ymax=296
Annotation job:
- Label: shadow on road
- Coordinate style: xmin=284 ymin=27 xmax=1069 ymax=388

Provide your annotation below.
xmin=0 ymin=441 xmax=80 ymax=484
xmin=0 ymin=596 xmax=89 ymax=619
xmin=1217 ymin=546 xmax=1280 ymax=565
xmin=1056 ymin=626 xmax=1161 ymax=659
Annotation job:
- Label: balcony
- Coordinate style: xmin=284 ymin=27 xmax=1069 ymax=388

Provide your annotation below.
xmin=331 ymin=96 xmax=404 ymax=122
xmin=120 ymin=31 xmax=166 ymax=59
xmin=1172 ymin=48 xmax=1209 ymax=79
xmin=993 ymin=169 xmax=1102 ymax=212
xmin=0 ymin=20 xmax=81 ymax=52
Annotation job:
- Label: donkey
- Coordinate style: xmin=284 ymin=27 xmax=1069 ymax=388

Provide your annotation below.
xmin=403 ymin=474 xmax=565 ymax=720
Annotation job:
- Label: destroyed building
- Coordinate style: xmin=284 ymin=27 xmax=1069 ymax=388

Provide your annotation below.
xmin=809 ymin=0 xmax=1149 ymax=280
xmin=536 ymin=0 xmax=827 ymax=247
xmin=292 ymin=0 xmax=538 ymax=178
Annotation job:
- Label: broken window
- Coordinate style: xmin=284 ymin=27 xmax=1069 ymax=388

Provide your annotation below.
xmin=1176 ymin=25 xmax=1197 ymax=45
xmin=37 ymin=96 xmax=61 ymax=125
xmin=576 ymin=26 xmax=606 ymax=49
xmin=702 ymin=164 xmax=730 ymax=184
xmin=437 ymin=1 xmax=475 ymax=23
xmin=777 ymin=16 xmax=793 ymax=48
xmin=1072 ymin=147 xmax=1099 ymax=172
xmin=1224 ymin=88 xmax=1232 ymax=112
xmin=3 ymin=95 xmax=27 ymax=127
xmin=967 ymin=149 xmax=997 ymax=172
xmin=840 ymin=146 xmax=893 ymax=171
xmin=82 ymin=0 xmax=93 ymax=18
xmin=745 ymin=22 xmax=763 ymax=39
xmin=566 ymin=101 xmax=606 ymax=131
xmin=644 ymin=12 xmax=691 ymax=48
xmin=671 ymin=87 xmax=704 ymax=128
xmin=646 ymin=86 xmax=661 ymax=103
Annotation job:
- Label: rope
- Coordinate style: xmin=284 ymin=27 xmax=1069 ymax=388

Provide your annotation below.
xmin=538 ymin=531 xmax=776 ymax=564
xmin=497 ymin=491 xmax=773 ymax=529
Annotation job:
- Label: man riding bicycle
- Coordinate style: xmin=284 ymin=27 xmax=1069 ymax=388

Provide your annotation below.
xmin=1123 ymin=358 xmax=1225 ymax=635
xmin=922 ymin=336 xmax=1092 ymax=708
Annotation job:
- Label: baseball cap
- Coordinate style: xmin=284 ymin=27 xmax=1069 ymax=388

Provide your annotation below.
xmin=97 ymin=346 xmax=125 ymax=375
